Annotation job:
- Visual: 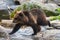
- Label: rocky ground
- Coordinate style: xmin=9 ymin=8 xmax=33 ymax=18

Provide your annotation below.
xmin=0 ymin=20 xmax=60 ymax=40
xmin=2 ymin=28 xmax=60 ymax=40
xmin=0 ymin=25 xmax=60 ymax=40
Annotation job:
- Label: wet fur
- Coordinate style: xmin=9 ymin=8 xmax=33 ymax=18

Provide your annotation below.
xmin=9 ymin=8 xmax=51 ymax=35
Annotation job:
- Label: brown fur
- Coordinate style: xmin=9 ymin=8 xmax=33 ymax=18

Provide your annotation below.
xmin=9 ymin=8 xmax=49 ymax=35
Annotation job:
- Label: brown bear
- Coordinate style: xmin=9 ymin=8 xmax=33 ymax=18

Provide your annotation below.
xmin=9 ymin=8 xmax=51 ymax=35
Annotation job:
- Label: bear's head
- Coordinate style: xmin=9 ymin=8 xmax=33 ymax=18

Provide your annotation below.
xmin=13 ymin=10 xmax=29 ymax=24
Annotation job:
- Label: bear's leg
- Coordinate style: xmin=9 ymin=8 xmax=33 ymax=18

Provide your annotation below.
xmin=31 ymin=24 xmax=40 ymax=35
xmin=47 ymin=21 xmax=51 ymax=27
xmin=9 ymin=23 xmax=23 ymax=35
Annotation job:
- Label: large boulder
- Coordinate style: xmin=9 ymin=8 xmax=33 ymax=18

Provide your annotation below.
xmin=0 ymin=25 xmax=10 ymax=40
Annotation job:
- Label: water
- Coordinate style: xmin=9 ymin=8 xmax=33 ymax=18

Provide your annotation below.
xmin=0 ymin=0 xmax=14 ymax=6
xmin=0 ymin=0 xmax=15 ymax=10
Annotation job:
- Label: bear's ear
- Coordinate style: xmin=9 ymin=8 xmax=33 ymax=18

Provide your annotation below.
xmin=18 ymin=13 xmax=23 ymax=17
xmin=16 ymin=11 xmax=21 ymax=14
